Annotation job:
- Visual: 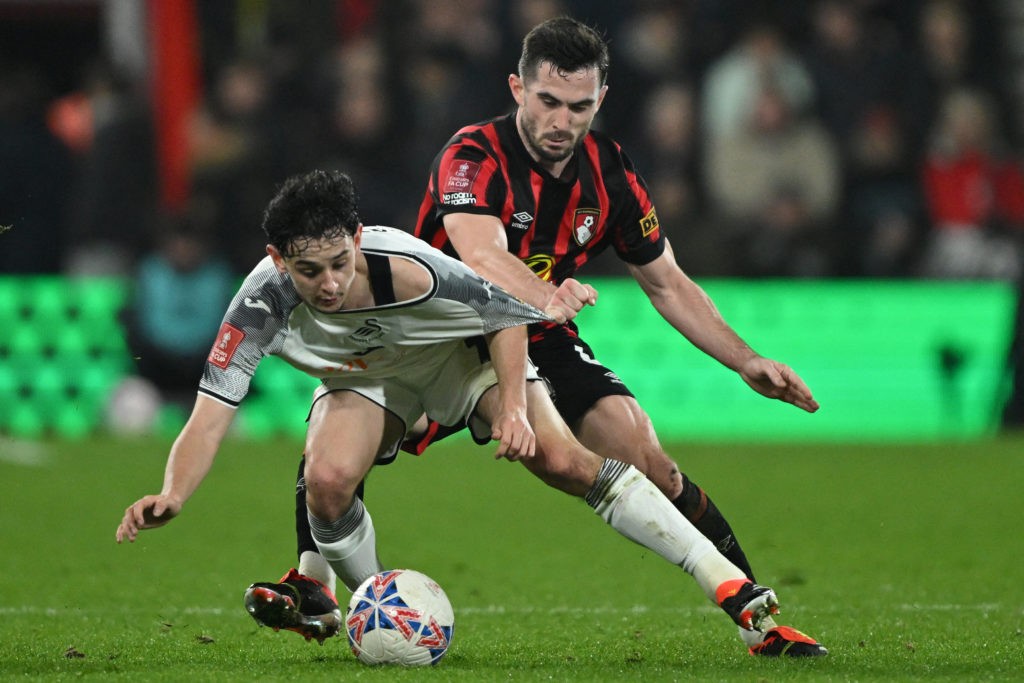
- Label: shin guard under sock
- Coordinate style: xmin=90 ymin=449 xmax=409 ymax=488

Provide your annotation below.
xmin=295 ymin=454 xmax=364 ymax=558
xmin=673 ymin=474 xmax=756 ymax=581
xmin=308 ymin=498 xmax=382 ymax=592
xmin=587 ymin=459 xmax=746 ymax=603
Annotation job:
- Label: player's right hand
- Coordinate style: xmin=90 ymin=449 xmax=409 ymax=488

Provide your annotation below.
xmin=491 ymin=405 xmax=536 ymax=462
xmin=116 ymin=494 xmax=182 ymax=543
xmin=544 ymin=278 xmax=598 ymax=323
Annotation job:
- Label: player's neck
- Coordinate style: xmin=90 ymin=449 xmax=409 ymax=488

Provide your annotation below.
xmin=339 ymin=254 xmax=374 ymax=310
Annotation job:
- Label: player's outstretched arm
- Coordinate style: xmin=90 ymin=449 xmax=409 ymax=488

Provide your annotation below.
xmin=444 ymin=212 xmax=596 ymax=323
xmin=483 ymin=327 xmax=536 ymax=461
xmin=115 ymin=395 xmax=237 ymax=543
xmin=628 ymin=241 xmax=819 ymax=413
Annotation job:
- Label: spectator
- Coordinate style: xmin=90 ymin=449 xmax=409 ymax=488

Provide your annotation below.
xmin=902 ymin=0 xmax=1012 ymax=158
xmin=314 ymin=34 xmax=416 ymax=229
xmin=624 ymin=80 xmax=719 ymax=276
xmin=801 ymin=0 xmax=923 ymax=276
xmin=62 ymin=60 xmax=156 ymax=276
xmin=124 ymin=210 xmax=236 ymax=412
xmin=705 ymin=82 xmax=841 ymax=276
xmin=186 ymin=57 xmax=283 ymax=273
xmin=701 ymin=20 xmax=815 ymax=142
xmin=0 ymin=63 xmax=72 ymax=274
xmin=396 ymin=0 xmax=506 ymax=177
xmin=918 ymin=87 xmax=1024 ymax=281
xmin=599 ymin=1 xmax=688 ymax=135
xmin=850 ymin=107 xmax=927 ymax=276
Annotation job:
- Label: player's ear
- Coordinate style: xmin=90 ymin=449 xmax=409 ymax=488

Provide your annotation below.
xmin=596 ymin=84 xmax=608 ymax=111
xmin=266 ymin=244 xmax=288 ymax=273
xmin=509 ymin=73 xmax=525 ymax=105
xmin=353 ymin=224 xmax=362 ymax=249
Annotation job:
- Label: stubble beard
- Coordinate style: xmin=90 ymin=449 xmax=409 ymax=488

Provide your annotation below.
xmin=521 ymin=115 xmax=576 ymax=164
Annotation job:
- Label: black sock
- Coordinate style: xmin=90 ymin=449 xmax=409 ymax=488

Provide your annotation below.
xmin=295 ymin=454 xmax=364 ymax=560
xmin=673 ymin=475 xmax=756 ymax=581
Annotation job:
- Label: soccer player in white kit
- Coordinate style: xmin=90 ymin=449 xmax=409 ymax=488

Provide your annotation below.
xmin=116 ymin=170 xmax=805 ymax=653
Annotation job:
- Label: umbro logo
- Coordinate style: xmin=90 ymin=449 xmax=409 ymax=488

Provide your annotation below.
xmin=604 ymin=371 xmax=624 ymax=385
xmin=511 ymin=211 xmax=534 ymax=230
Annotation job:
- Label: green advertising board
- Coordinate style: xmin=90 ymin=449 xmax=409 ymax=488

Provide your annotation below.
xmin=0 ymin=277 xmax=1017 ymax=441
xmin=575 ymin=278 xmax=1017 ymax=441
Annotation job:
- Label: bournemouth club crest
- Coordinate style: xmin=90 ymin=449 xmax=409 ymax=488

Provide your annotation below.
xmin=573 ymin=209 xmax=600 ymax=246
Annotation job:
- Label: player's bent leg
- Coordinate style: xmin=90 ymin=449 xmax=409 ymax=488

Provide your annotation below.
xmin=584 ymin=458 xmax=794 ymax=634
xmin=573 ymin=394 xmax=684 ymax=497
xmin=293 ymin=457 xmax=370 ymax=594
xmin=303 ymin=389 xmax=397 ymax=592
xmin=292 ymin=456 xmax=338 ymax=594
xmin=520 ymin=422 xmax=602 ymax=500
xmin=303 ymin=388 xmax=388 ymax=521
xmin=476 ymin=381 xmax=602 ymax=497
xmin=511 ymin=386 xmax=783 ymax=633
xmin=575 ymin=394 xmax=756 ymax=581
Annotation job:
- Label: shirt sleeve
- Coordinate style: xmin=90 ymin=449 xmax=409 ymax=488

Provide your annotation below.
xmin=610 ymin=146 xmax=666 ymax=266
xmin=198 ymin=263 xmax=289 ymax=406
xmin=432 ymin=138 xmax=507 ymax=221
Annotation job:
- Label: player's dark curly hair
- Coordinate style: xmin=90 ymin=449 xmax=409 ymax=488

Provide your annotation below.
xmin=518 ymin=16 xmax=609 ymax=86
xmin=262 ymin=169 xmax=361 ymax=257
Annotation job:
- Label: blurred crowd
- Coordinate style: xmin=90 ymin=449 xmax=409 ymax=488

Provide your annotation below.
xmin=3 ymin=0 xmax=1023 ymax=283
xmin=3 ymin=0 xmax=1024 ymax=427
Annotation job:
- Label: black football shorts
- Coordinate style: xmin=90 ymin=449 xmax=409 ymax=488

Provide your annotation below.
xmin=400 ymin=322 xmax=635 ymax=455
xmin=526 ymin=321 xmax=635 ymax=427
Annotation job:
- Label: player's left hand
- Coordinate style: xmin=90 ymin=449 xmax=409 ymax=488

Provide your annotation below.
xmin=491 ymin=406 xmax=536 ymax=461
xmin=738 ymin=358 xmax=820 ymax=413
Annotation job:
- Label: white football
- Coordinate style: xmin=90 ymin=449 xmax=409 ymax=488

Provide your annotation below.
xmin=346 ymin=569 xmax=454 ymax=666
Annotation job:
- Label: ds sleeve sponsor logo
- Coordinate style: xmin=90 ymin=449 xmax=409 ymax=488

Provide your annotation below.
xmin=208 ymin=322 xmax=245 ymax=369
xmin=640 ymin=207 xmax=660 ymax=237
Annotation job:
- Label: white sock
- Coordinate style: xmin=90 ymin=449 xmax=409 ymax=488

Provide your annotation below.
xmin=587 ymin=460 xmax=747 ymax=603
xmin=298 ymin=550 xmax=337 ymax=596
xmin=308 ymin=498 xmax=383 ymax=592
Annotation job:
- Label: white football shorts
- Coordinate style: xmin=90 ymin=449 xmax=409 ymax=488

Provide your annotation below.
xmin=311 ymin=339 xmax=540 ymax=462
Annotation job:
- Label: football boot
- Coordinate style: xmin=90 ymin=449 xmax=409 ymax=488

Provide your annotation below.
xmin=244 ymin=568 xmax=341 ymax=644
xmin=749 ymin=625 xmax=828 ymax=657
xmin=715 ymin=578 xmax=780 ymax=631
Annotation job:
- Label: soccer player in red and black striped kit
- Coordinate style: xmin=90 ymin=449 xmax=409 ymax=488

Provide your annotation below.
xmin=411 ymin=16 xmax=825 ymax=657
xmin=255 ymin=16 xmax=827 ymax=657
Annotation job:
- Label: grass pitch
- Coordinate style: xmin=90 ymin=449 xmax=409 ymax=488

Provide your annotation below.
xmin=1 ymin=432 xmax=1022 ymax=681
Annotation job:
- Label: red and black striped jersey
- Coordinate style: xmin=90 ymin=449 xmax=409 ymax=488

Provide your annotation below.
xmin=414 ymin=113 xmax=664 ymax=285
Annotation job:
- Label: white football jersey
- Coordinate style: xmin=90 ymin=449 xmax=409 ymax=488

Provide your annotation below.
xmin=199 ymin=226 xmax=549 ymax=406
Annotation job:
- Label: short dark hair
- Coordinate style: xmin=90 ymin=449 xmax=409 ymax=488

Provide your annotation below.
xmin=262 ymin=170 xmax=360 ymax=257
xmin=518 ymin=16 xmax=610 ymax=86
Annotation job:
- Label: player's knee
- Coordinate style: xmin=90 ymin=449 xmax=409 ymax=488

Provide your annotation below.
xmin=304 ymin=456 xmax=362 ymax=518
xmin=528 ymin=441 xmax=601 ymax=497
